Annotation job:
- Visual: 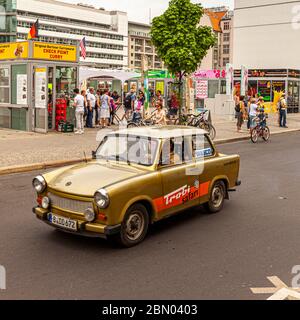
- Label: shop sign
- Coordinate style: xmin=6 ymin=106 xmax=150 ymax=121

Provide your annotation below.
xmin=33 ymin=42 xmax=77 ymax=62
xmin=0 ymin=42 xmax=29 ymax=60
xmin=196 ymin=80 xmax=208 ymax=99
xmin=193 ymin=69 xmax=226 ymax=79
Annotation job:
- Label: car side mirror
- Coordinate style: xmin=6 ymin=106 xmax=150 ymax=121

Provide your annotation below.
xmin=92 ymin=151 xmax=96 ymax=159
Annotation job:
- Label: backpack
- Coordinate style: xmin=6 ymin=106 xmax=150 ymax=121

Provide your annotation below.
xmin=235 ymin=104 xmax=240 ymax=113
xmin=124 ymin=94 xmax=133 ymax=109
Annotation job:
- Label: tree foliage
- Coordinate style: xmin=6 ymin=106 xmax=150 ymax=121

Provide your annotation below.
xmin=150 ymin=0 xmax=216 ymax=77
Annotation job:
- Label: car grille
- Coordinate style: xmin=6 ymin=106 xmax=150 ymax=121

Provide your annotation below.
xmin=48 ymin=192 xmax=92 ymax=214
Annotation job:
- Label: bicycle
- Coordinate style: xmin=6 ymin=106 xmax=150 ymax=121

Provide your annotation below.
xmin=127 ymin=112 xmax=156 ymax=128
xmin=250 ymin=115 xmax=270 ymax=143
xmin=174 ymin=111 xmax=217 ymax=140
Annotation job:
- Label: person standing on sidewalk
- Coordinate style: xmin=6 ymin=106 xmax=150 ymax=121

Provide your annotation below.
xmin=100 ymin=89 xmax=111 ymax=128
xmin=279 ymin=93 xmax=288 ymax=128
xmin=86 ymin=87 xmax=96 ymax=128
xmin=95 ymin=90 xmax=101 ymax=128
xmin=73 ymin=88 xmax=85 ymax=135
xmin=235 ymin=96 xmax=246 ymax=132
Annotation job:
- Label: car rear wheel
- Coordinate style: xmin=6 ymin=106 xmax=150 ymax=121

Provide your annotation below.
xmin=109 ymin=203 xmax=149 ymax=248
xmin=204 ymin=181 xmax=226 ymax=214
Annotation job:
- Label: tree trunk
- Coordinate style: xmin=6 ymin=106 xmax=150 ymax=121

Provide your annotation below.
xmin=178 ymin=72 xmax=183 ymax=124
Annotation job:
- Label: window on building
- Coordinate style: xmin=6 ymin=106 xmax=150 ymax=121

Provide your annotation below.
xmin=223 ymin=45 xmax=230 ymax=55
xmin=223 ymin=21 xmax=230 ymax=31
xmin=223 ymin=57 xmax=229 ymax=66
xmin=223 ymin=33 xmax=230 ymax=42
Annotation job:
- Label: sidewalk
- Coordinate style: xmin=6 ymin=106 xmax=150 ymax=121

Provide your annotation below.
xmin=0 ymin=113 xmax=299 ymax=174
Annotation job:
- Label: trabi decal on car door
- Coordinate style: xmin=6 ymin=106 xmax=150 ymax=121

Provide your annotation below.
xmin=153 ymin=181 xmax=210 ymax=213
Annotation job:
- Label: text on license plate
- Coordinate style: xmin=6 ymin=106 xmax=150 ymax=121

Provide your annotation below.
xmin=48 ymin=213 xmax=78 ymax=231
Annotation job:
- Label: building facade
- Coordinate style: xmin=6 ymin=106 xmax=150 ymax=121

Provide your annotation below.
xmin=233 ymin=0 xmax=300 ymax=69
xmin=1 ymin=0 xmax=128 ymax=69
xmin=128 ymin=21 xmax=164 ymax=71
xmin=233 ymin=0 xmax=300 ymax=112
xmin=199 ymin=6 xmax=234 ymax=70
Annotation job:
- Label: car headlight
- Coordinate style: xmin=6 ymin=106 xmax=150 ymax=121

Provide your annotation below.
xmin=42 ymin=196 xmax=50 ymax=209
xmin=94 ymin=189 xmax=110 ymax=209
xmin=84 ymin=208 xmax=96 ymax=222
xmin=32 ymin=175 xmax=47 ymax=193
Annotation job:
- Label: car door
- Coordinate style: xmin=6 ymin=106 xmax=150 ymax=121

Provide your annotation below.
xmin=192 ymin=134 xmax=217 ymax=204
xmin=155 ymin=136 xmax=201 ymax=219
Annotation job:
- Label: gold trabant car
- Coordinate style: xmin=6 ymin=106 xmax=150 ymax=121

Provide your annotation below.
xmin=33 ymin=126 xmax=241 ymax=247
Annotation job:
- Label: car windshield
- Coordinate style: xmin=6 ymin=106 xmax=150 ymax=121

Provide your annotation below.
xmin=96 ymin=134 xmax=159 ymax=167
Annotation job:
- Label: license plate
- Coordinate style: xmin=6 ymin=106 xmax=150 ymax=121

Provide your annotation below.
xmin=48 ymin=213 xmax=78 ymax=231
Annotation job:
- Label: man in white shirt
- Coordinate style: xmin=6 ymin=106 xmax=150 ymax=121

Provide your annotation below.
xmin=86 ymin=87 xmax=96 ymax=128
xmin=73 ymin=88 xmax=85 ymax=134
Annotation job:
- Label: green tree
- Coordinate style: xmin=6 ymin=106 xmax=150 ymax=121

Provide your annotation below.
xmin=150 ymin=0 xmax=216 ymax=119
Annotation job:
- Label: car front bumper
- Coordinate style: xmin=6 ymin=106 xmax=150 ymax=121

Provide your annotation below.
xmin=33 ymin=207 xmax=121 ymax=239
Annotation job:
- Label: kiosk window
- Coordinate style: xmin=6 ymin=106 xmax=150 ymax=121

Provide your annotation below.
xmin=0 ymin=67 xmax=10 ymax=103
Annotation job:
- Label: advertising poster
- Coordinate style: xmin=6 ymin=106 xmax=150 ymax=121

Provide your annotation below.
xmin=226 ymin=63 xmax=234 ymax=96
xmin=156 ymin=81 xmax=165 ymax=95
xmin=196 ymin=80 xmax=208 ymax=99
xmin=17 ymin=74 xmax=28 ymax=105
xmin=240 ymin=65 xmax=248 ymax=96
xmin=35 ymin=68 xmax=47 ymax=108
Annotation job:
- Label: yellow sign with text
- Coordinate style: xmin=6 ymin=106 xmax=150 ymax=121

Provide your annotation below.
xmin=0 ymin=42 xmax=29 ymax=60
xmin=33 ymin=42 xmax=77 ymax=62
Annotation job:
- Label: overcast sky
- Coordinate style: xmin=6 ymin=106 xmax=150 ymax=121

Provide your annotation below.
xmin=61 ymin=0 xmax=234 ymax=23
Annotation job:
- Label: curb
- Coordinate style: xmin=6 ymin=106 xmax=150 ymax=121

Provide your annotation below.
xmin=0 ymin=128 xmax=300 ymax=176
xmin=215 ymin=127 xmax=300 ymax=145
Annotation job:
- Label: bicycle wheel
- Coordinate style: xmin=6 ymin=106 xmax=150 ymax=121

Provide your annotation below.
xmin=251 ymin=128 xmax=259 ymax=143
xmin=262 ymin=126 xmax=270 ymax=141
xmin=208 ymin=124 xmax=216 ymax=140
xmin=127 ymin=122 xmax=139 ymax=128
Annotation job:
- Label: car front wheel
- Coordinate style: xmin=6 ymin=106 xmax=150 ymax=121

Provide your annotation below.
xmin=110 ymin=204 xmax=149 ymax=248
xmin=204 ymin=181 xmax=226 ymax=214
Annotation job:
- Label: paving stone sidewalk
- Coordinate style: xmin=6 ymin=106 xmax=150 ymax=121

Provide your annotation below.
xmin=0 ymin=113 xmax=299 ymax=169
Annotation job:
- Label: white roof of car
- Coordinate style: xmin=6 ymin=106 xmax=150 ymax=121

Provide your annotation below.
xmin=112 ymin=126 xmax=208 ymax=139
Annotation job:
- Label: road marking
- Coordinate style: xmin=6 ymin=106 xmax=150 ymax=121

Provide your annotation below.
xmin=251 ymin=276 xmax=300 ymax=296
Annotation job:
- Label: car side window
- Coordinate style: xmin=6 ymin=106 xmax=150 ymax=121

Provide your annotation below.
xmin=192 ymin=135 xmax=214 ymax=160
xmin=160 ymin=136 xmax=194 ymax=167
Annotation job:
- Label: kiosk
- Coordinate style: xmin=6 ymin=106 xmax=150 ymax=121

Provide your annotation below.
xmin=0 ymin=41 xmax=79 ymax=133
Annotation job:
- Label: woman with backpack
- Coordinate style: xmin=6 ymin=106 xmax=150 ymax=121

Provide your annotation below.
xmin=235 ymin=96 xmax=247 ymax=132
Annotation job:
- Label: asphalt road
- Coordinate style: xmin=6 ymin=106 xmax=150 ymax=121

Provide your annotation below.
xmin=1 ymin=132 xmax=300 ymax=300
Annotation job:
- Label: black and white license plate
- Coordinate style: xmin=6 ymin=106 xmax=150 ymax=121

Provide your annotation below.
xmin=48 ymin=213 xmax=78 ymax=231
